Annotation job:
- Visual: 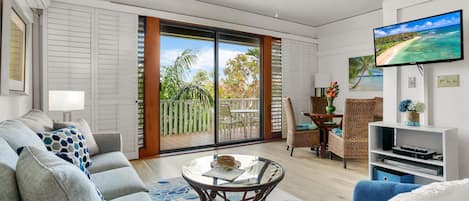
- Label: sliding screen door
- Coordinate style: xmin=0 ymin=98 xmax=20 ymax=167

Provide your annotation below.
xmin=217 ymin=33 xmax=261 ymax=143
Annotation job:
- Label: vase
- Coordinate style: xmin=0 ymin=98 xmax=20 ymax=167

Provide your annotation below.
xmin=406 ymin=111 xmax=420 ymax=126
xmin=326 ymin=98 xmax=335 ymax=114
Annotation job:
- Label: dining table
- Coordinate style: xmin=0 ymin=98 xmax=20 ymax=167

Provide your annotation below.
xmin=303 ymin=112 xmax=343 ymax=158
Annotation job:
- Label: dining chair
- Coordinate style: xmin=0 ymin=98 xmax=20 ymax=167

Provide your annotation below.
xmin=310 ymin=96 xmax=328 ymax=114
xmin=374 ymin=97 xmax=383 ymax=121
xmin=283 ymin=97 xmax=321 ymax=157
xmin=219 ymin=104 xmax=244 ymax=140
xmin=328 ymin=98 xmax=376 ymax=168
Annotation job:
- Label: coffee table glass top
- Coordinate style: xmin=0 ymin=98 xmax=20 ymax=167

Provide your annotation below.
xmin=182 ymin=154 xmax=284 ymax=188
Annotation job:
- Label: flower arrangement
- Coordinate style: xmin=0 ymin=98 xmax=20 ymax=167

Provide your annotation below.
xmin=399 ymin=99 xmax=425 ymax=113
xmin=326 ymin=81 xmax=340 ymax=99
xmin=325 ymin=81 xmax=339 ymax=114
xmin=399 ymin=99 xmax=425 ymax=126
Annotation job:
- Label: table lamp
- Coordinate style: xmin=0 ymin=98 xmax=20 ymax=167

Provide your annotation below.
xmin=314 ymin=73 xmax=331 ymax=96
xmin=48 ymin=90 xmax=85 ymax=121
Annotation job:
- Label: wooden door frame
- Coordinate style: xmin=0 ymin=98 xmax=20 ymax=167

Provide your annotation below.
xmin=139 ymin=17 xmax=160 ymax=157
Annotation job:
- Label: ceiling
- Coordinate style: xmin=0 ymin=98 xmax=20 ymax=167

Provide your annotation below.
xmin=110 ymin=0 xmax=383 ymax=28
xmin=197 ymin=0 xmax=383 ymax=27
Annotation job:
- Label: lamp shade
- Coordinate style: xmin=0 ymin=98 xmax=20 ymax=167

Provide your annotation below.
xmin=48 ymin=90 xmax=85 ymax=111
xmin=314 ymin=73 xmax=331 ymax=88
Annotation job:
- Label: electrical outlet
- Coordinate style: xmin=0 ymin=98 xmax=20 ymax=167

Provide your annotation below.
xmin=408 ymin=77 xmax=417 ymax=88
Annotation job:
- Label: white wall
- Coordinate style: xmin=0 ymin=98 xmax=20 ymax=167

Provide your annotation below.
xmin=382 ymin=0 xmax=469 ymax=178
xmin=283 ymin=39 xmax=318 ymax=125
xmin=317 ymin=10 xmax=383 ymax=112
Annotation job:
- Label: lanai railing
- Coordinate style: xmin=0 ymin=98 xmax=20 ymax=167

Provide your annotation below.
xmin=160 ymin=98 xmax=259 ymax=136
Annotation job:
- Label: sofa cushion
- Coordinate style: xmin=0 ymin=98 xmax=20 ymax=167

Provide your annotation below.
xmin=18 ymin=109 xmax=54 ymax=132
xmin=88 ymin=151 xmax=131 ymax=174
xmin=0 ymin=137 xmax=20 ymax=201
xmin=54 ymin=118 xmax=100 ymax=156
xmin=36 ymin=127 xmax=92 ymax=168
xmin=110 ymin=192 xmax=152 ymax=201
xmin=16 ymin=146 xmax=103 ymax=201
xmin=0 ymin=120 xmax=47 ymax=151
xmin=91 ymin=167 xmax=148 ymax=200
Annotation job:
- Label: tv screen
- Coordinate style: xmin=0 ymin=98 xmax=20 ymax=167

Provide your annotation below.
xmin=374 ymin=10 xmax=463 ymax=67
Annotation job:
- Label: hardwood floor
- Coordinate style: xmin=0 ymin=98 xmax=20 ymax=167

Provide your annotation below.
xmin=131 ymin=141 xmax=368 ymax=201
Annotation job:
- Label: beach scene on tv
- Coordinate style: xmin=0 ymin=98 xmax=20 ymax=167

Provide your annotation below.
xmin=374 ymin=11 xmax=462 ymax=66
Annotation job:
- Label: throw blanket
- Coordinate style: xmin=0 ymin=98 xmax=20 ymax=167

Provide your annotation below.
xmin=390 ymin=179 xmax=469 ymax=201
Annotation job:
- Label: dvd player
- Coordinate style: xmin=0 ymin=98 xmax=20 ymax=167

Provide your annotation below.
xmin=392 ymin=146 xmax=435 ymax=160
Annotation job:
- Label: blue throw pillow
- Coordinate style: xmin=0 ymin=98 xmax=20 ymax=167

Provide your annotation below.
xmin=36 ymin=126 xmax=92 ymax=168
xmin=296 ymin=122 xmax=318 ymax=131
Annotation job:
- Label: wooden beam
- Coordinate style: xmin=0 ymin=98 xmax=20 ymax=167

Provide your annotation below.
xmin=139 ymin=17 xmax=160 ymax=158
xmin=262 ymin=36 xmax=273 ymax=139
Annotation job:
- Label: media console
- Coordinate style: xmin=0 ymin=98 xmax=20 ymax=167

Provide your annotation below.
xmin=369 ymin=122 xmax=459 ymax=184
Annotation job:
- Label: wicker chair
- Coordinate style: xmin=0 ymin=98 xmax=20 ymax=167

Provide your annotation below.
xmin=283 ymin=97 xmax=320 ymax=157
xmin=328 ymin=98 xmax=376 ymax=168
xmin=310 ymin=96 xmax=328 ymax=114
xmin=374 ymin=97 xmax=383 ymax=121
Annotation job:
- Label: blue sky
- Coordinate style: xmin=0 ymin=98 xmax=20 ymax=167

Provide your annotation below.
xmin=374 ymin=11 xmax=461 ymax=38
xmin=160 ymin=35 xmax=256 ymax=81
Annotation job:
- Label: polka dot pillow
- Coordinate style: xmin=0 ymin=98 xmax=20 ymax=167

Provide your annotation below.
xmin=36 ymin=126 xmax=92 ymax=168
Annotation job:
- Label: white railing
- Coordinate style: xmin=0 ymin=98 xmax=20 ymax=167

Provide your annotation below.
xmin=160 ymin=98 xmax=259 ymax=136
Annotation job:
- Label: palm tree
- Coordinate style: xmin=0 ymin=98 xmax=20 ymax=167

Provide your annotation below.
xmin=161 ymin=49 xmax=213 ymax=105
xmin=349 ymin=55 xmax=375 ymax=89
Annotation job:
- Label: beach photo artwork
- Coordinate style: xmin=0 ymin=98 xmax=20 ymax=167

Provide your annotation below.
xmin=374 ymin=11 xmax=462 ymax=66
xmin=349 ymin=55 xmax=383 ymax=91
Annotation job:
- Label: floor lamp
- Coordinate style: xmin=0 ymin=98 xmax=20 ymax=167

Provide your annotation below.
xmin=48 ymin=90 xmax=85 ymax=121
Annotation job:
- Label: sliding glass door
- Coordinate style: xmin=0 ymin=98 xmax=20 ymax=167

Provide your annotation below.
xmin=159 ymin=23 xmax=262 ymax=152
xmin=217 ymin=33 xmax=261 ymax=143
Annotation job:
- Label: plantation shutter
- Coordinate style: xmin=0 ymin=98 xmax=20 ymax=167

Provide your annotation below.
xmin=43 ymin=2 xmax=139 ymax=159
xmin=137 ymin=16 xmax=145 ymax=148
xmin=271 ymin=38 xmax=282 ymax=133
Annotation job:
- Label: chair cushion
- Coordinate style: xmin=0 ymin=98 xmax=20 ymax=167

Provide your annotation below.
xmin=0 ymin=137 xmax=20 ymax=201
xmin=16 ymin=146 xmax=103 ymax=201
xmin=18 ymin=109 xmax=54 ymax=132
xmin=110 ymin=192 xmax=152 ymax=201
xmin=0 ymin=120 xmax=47 ymax=152
xmin=54 ymin=118 xmax=100 ymax=156
xmin=332 ymin=128 xmax=343 ymax=137
xmin=36 ymin=127 xmax=92 ymax=168
xmin=91 ymin=167 xmax=148 ymax=200
xmin=296 ymin=122 xmax=318 ymax=131
xmin=88 ymin=151 xmax=131 ymax=174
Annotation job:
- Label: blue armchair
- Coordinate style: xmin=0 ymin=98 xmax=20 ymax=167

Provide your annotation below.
xmin=353 ymin=180 xmax=421 ymax=201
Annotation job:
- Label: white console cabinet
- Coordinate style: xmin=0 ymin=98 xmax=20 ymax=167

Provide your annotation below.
xmin=369 ymin=122 xmax=458 ymax=184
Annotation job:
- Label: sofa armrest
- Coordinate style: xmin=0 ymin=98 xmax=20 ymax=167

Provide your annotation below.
xmin=353 ymin=180 xmax=421 ymax=201
xmin=93 ymin=132 xmax=122 ymax=154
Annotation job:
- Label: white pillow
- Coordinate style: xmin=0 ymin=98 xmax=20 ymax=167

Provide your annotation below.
xmin=390 ymin=179 xmax=469 ymax=201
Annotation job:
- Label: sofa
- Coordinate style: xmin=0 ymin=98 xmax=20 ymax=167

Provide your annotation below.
xmin=0 ymin=110 xmax=152 ymax=201
xmin=353 ymin=180 xmax=421 ymax=201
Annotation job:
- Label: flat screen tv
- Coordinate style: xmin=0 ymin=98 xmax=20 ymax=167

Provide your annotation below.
xmin=374 ymin=10 xmax=463 ymax=67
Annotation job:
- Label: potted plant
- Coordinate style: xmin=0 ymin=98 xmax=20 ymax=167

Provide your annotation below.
xmin=399 ymin=99 xmax=425 ymax=126
xmin=326 ymin=81 xmax=339 ymax=114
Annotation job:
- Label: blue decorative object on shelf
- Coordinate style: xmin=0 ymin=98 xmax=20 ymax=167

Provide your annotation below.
xmin=373 ymin=167 xmax=414 ymax=183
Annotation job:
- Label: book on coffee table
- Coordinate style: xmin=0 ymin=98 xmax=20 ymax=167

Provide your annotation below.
xmin=202 ymin=167 xmax=245 ymax=182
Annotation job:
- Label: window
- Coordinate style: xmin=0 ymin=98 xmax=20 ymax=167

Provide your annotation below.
xmin=137 ymin=16 xmax=145 ymax=148
xmin=271 ymin=38 xmax=282 ymax=133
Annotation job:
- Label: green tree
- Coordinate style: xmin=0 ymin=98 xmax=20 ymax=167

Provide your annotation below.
xmin=160 ymin=49 xmax=213 ymax=105
xmin=349 ymin=55 xmax=376 ymax=89
xmin=220 ymin=48 xmax=260 ymax=98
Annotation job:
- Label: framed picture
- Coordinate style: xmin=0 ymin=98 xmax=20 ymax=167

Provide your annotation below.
xmin=0 ymin=0 xmax=32 ymax=95
xmin=348 ymin=55 xmax=383 ymax=91
xmin=8 ymin=9 xmax=26 ymax=92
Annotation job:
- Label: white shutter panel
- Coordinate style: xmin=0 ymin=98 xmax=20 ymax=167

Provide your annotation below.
xmin=44 ymin=2 xmax=139 ymax=159
xmin=95 ymin=9 xmax=138 ymax=158
xmin=44 ymin=2 xmax=93 ymax=122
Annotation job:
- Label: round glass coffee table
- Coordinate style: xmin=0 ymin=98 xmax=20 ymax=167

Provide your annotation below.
xmin=182 ymin=154 xmax=285 ymax=201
